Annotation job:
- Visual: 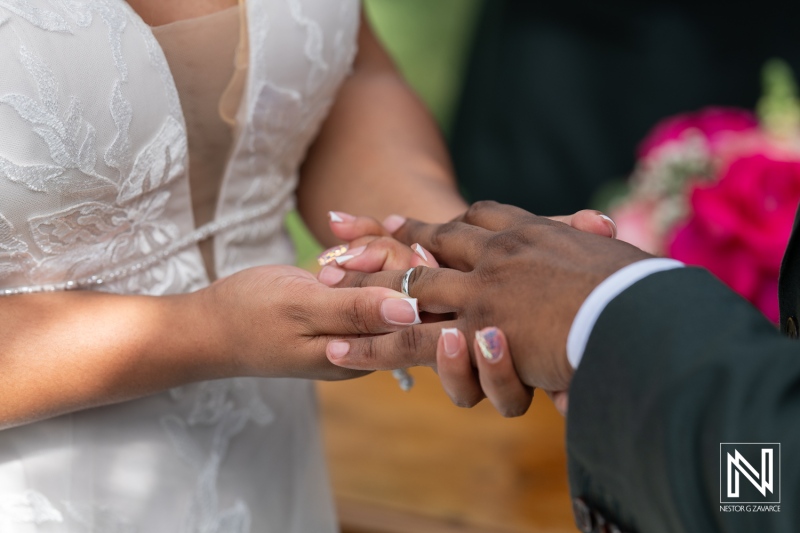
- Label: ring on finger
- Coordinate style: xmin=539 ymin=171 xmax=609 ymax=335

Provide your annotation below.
xmin=396 ymin=268 xmax=418 ymax=392
xmin=401 ymin=267 xmax=415 ymax=298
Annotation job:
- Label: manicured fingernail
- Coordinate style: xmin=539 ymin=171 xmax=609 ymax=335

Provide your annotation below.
xmin=476 ymin=327 xmax=503 ymax=363
xmin=441 ymin=328 xmax=460 ymax=358
xmin=317 ymin=244 xmax=348 ymax=266
xmin=412 ymin=243 xmax=428 ymax=262
xmin=382 ymin=214 xmax=406 ymax=233
xmin=328 ymin=341 xmax=350 ymax=360
xmin=333 ymin=245 xmax=366 ymax=265
xmin=382 ymin=297 xmax=421 ymax=325
xmin=318 ymin=265 xmax=346 ymax=286
xmin=329 ymin=211 xmax=355 ymax=223
xmin=599 ymin=214 xmax=617 ymax=239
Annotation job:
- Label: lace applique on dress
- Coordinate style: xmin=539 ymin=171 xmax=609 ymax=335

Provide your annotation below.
xmin=1 ymin=45 xmax=112 ymax=194
xmin=163 ymin=379 xmax=275 ymax=533
xmin=105 ymin=81 xmax=133 ymax=178
xmin=131 ymin=12 xmax=183 ymax=120
xmin=0 ymin=39 xmax=188 ymax=287
xmin=287 ymin=0 xmax=328 ymax=92
xmin=34 ymin=0 xmax=131 ymax=81
xmin=0 ymin=0 xmax=70 ymax=32
xmin=1 ymin=0 xmax=131 ymax=80
xmin=0 ymin=214 xmax=33 ymax=278
xmin=0 ymin=214 xmax=28 ymax=253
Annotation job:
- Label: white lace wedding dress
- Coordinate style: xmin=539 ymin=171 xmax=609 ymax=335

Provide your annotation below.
xmin=0 ymin=0 xmax=359 ymax=531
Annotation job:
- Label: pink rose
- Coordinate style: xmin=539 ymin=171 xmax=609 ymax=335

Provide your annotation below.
xmin=638 ymin=107 xmax=758 ymax=159
xmin=668 ymin=154 xmax=800 ymax=322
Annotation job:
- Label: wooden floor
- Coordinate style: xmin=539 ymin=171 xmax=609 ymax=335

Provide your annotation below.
xmin=318 ymin=368 xmax=578 ymax=533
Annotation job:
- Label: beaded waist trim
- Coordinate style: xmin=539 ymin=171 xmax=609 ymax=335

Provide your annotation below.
xmin=1 ymin=203 xmax=283 ymax=296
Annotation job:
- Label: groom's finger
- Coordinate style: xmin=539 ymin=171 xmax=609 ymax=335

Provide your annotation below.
xmin=474 ymin=327 xmax=533 ymax=418
xmin=548 ymin=210 xmax=616 ymax=239
xmin=323 ymin=267 xmax=467 ymax=314
xmin=394 ymin=219 xmax=489 ymax=270
xmin=436 ymin=327 xmax=485 ymax=408
xmin=458 ymin=200 xmax=536 ymax=231
xmin=326 ymin=322 xmax=444 ymax=370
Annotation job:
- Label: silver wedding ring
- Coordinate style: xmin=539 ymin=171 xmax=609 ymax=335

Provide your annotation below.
xmin=395 ymin=267 xmax=417 ymax=392
xmin=401 ymin=267 xmax=415 ymax=298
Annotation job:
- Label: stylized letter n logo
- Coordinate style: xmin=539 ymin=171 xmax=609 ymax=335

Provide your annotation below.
xmin=727 ymin=449 xmax=773 ymax=498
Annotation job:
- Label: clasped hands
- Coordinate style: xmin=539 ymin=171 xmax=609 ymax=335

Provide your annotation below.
xmin=316 ymin=202 xmax=650 ymax=416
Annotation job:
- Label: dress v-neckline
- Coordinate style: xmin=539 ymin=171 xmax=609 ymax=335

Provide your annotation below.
xmin=142 ymin=2 xmax=248 ymax=281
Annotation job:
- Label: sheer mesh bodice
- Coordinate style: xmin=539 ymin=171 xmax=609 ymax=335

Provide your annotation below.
xmin=152 ymin=5 xmax=243 ymax=279
xmin=0 ymin=1 xmax=360 ymax=531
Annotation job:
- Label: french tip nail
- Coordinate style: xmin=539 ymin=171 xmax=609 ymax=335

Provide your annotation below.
xmin=412 ymin=243 xmax=428 ymax=262
xmin=441 ymin=327 xmax=460 ymax=357
xmin=404 ymin=297 xmax=422 ymax=324
xmin=334 ymin=255 xmax=354 ymax=265
xmin=599 ymin=214 xmax=618 ymax=238
xmin=329 ymin=211 xmax=343 ymax=223
xmin=382 ymin=297 xmax=421 ymax=325
xmin=382 ymin=214 xmax=407 ymax=233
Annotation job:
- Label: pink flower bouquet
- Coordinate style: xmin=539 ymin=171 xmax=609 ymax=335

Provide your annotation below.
xmin=609 ymin=62 xmax=800 ymax=322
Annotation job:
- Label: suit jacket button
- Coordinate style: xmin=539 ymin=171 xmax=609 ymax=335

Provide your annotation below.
xmin=572 ymin=498 xmax=594 ymax=532
xmin=788 ymin=316 xmax=798 ymax=339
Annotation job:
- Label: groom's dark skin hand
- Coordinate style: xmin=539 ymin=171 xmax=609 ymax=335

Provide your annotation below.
xmin=324 ymin=201 xmax=652 ymax=393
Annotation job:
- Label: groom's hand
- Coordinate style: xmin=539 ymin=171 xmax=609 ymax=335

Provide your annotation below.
xmin=323 ymin=201 xmax=651 ymax=392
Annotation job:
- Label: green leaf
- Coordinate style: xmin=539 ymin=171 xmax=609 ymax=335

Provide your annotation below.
xmin=757 ymin=58 xmax=800 ymax=138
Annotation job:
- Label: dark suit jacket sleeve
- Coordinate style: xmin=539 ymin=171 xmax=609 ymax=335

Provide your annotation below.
xmin=566 ymin=267 xmax=800 ymax=532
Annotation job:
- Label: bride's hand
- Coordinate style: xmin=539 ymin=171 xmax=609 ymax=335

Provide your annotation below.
xmin=316 ymin=211 xmax=439 ymax=286
xmin=200 ymin=264 xmax=421 ymax=381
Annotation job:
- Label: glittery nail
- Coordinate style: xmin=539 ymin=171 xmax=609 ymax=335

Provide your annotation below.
xmin=334 ymin=246 xmax=366 ymax=265
xmin=317 ymin=244 xmax=348 ymax=266
xmin=476 ymin=328 xmax=503 ymax=362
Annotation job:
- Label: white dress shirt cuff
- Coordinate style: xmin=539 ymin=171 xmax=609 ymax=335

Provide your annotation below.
xmin=566 ymin=258 xmax=685 ymax=369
